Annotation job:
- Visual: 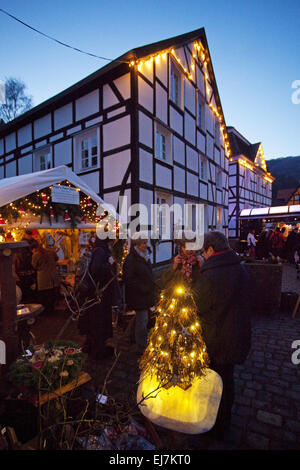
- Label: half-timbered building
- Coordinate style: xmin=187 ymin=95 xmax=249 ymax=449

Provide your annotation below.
xmin=228 ymin=126 xmax=274 ymax=239
xmin=275 ymin=187 xmax=300 ymax=206
xmin=0 ymin=28 xmax=231 ymax=266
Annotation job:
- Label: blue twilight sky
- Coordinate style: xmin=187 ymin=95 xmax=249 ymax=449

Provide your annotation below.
xmin=0 ymin=0 xmax=299 ymax=160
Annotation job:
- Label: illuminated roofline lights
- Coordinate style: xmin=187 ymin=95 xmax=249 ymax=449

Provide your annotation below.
xmin=129 ymin=41 xmax=231 ymax=158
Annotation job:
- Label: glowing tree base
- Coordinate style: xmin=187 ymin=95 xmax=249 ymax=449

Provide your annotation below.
xmin=137 ymin=369 xmax=223 ymax=434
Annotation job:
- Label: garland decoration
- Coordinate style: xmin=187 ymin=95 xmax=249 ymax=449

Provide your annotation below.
xmin=0 ymin=181 xmax=109 ymax=229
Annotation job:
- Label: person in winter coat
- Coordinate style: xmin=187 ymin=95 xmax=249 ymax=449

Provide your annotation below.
xmin=31 ymin=241 xmax=60 ymax=314
xmin=172 ymin=234 xmax=203 ymax=284
xmin=286 ymin=227 xmax=299 ymax=264
xmin=194 ymin=231 xmax=252 ymax=440
xmin=269 ymin=227 xmax=284 ymax=261
xmin=78 ymin=237 xmax=119 ymax=360
xmin=256 ymin=226 xmax=269 ymax=260
xmin=247 ymin=229 xmax=256 ymax=259
xmin=16 ymin=229 xmax=37 ymax=301
xmin=123 ymin=234 xmax=155 ymax=354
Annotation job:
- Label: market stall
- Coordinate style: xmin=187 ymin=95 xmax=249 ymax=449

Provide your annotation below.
xmin=0 ymin=165 xmax=119 ymax=300
xmin=239 ymin=204 xmax=300 ymax=251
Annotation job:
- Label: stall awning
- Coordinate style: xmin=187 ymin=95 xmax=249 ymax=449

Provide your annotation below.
xmin=0 ymin=165 xmax=118 ymax=220
xmin=240 ymin=204 xmax=300 ymax=219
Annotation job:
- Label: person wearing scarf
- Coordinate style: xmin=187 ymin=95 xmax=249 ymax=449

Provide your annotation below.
xmin=172 ymin=235 xmax=203 ymax=284
xmin=123 ymin=233 xmax=155 ymax=354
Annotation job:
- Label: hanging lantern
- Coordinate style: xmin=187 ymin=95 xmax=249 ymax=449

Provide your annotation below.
xmin=50 ymin=206 xmax=54 ymax=218
xmin=0 ymin=218 xmax=6 ymax=226
xmin=64 ymin=210 xmax=71 ymax=222
xmin=19 ymin=205 xmax=25 ymax=214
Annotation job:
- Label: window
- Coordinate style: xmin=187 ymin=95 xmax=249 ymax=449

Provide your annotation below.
xmin=170 ymin=60 xmax=182 ymax=107
xmin=257 ymin=176 xmax=261 ymax=193
xmin=185 ymin=201 xmax=199 ymax=232
xmin=197 ymin=92 xmax=206 ymax=131
xmin=216 ymin=169 xmax=222 ymax=188
xmin=155 ymin=192 xmax=173 ymax=239
xmin=34 ymin=146 xmax=52 ymax=172
xmin=216 ymin=207 xmax=223 ymax=228
xmin=155 ymin=123 xmax=172 ymax=163
xmin=245 ymin=169 xmax=250 ymax=188
xmin=214 ymin=117 xmax=220 ymax=146
xmin=200 ymin=156 xmax=207 ymax=181
xmin=76 ymin=129 xmax=100 ymax=173
xmin=251 ymin=174 xmax=256 ymax=192
xmin=156 ymin=131 xmax=166 ymax=161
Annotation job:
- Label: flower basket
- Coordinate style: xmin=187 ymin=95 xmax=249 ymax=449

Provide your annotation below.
xmin=8 ymin=340 xmax=88 ymax=400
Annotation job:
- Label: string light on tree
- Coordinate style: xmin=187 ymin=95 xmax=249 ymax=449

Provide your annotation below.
xmin=137 ymin=273 xmax=223 ymax=434
xmin=139 ymin=277 xmax=209 ymax=390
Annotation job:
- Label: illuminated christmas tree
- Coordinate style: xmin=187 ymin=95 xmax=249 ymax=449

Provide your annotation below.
xmin=139 ymin=273 xmax=209 ymax=390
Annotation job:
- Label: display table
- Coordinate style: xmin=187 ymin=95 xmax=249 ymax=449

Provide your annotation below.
xmin=16 ymin=304 xmax=44 ymax=352
xmin=16 ymin=303 xmax=44 ymax=322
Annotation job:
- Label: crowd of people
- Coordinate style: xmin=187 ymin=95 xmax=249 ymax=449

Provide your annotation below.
xmin=247 ymin=225 xmax=300 ymax=263
xmin=74 ymin=230 xmax=252 ymax=441
xmin=11 ymin=228 xmax=253 ymax=441
xmin=14 ymin=229 xmax=60 ymax=313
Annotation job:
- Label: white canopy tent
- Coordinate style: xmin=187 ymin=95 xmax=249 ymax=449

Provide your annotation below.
xmin=0 ymin=165 xmax=118 ymax=229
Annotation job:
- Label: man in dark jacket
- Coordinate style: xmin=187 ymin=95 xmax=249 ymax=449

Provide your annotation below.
xmin=286 ymin=227 xmax=299 ymax=264
xmin=78 ymin=238 xmax=118 ymax=360
xmin=195 ymin=231 xmax=252 ymax=439
xmin=123 ymin=234 xmax=155 ymax=354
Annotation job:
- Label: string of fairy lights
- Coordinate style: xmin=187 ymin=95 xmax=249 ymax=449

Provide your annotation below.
xmin=0 ymin=180 xmax=119 ymax=241
xmin=139 ymin=280 xmax=209 ymax=390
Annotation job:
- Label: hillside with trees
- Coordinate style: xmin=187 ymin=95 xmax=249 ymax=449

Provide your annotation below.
xmin=266 ymin=156 xmax=300 ymax=200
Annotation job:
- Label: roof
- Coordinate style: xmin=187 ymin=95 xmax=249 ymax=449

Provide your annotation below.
xmin=240 ymin=204 xmax=300 ymax=219
xmin=227 ymin=127 xmax=261 ymax=163
xmin=276 ymin=188 xmax=297 ymax=203
xmin=0 ymin=28 xmax=226 ymax=138
xmin=0 ymin=165 xmax=118 ymax=219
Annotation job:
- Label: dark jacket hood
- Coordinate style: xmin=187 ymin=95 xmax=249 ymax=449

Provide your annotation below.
xmin=200 ymin=249 xmax=240 ymax=273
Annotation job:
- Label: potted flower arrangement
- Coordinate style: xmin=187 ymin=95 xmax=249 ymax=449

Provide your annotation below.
xmin=8 ymin=340 xmax=87 ymax=398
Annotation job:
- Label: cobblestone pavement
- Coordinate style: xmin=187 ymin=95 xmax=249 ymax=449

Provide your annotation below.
xmin=31 ymin=263 xmax=300 ymax=450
